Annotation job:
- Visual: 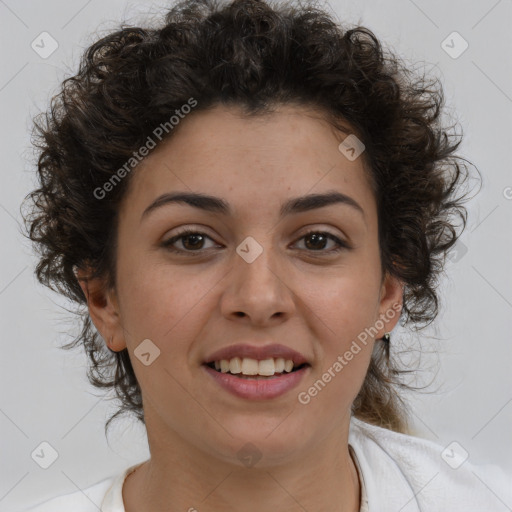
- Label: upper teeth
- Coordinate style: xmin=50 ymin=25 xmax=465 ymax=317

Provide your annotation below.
xmin=214 ymin=357 xmax=295 ymax=376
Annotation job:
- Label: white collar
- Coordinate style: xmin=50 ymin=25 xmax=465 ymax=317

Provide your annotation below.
xmin=349 ymin=417 xmax=422 ymax=512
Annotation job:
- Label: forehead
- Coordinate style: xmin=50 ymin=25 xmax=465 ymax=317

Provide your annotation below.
xmin=119 ymin=104 xmax=376 ymax=222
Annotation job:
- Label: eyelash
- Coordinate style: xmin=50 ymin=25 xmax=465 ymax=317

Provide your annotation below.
xmin=161 ymin=228 xmax=350 ymax=256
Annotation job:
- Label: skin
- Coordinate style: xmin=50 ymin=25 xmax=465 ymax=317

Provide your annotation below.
xmin=78 ymin=104 xmax=404 ymax=512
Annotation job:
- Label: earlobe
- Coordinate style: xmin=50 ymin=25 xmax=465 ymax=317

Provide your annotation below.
xmin=75 ymin=268 xmax=126 ymax=351
xmin=377 ymin=272 xmax=404 ymax=337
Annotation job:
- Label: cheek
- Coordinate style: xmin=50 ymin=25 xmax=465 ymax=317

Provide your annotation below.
xmin=116 ymin=260 xmax=224 ymax=394
xmin=301 ymin=269 xmax=381 ymax=338
xmin=296 ymin=271 xmax=379 ymax=396
xmin=116 ymin=266 xmax=209 ymax=407
xmin=298 ymin=278 xmax=376 ymax=409
xmin=117 ymin=253 xmax=214 ymax=336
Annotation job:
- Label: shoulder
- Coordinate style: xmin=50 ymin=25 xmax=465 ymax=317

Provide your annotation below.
xmin=22 ymin=475 xmax=118 ymax=512
xmin=349 ymin=417 xmax=512 ymax=512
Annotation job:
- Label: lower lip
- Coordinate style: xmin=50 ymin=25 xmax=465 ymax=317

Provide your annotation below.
xmin=202 ymin=364 xmax=310 ymax=400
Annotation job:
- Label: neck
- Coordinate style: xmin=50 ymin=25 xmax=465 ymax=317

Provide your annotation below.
xmin=123 ymin=412 xmax=360 ymax=512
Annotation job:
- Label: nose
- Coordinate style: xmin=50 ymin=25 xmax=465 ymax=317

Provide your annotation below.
xmin=219 ymin=239 xmax=295 ymax=326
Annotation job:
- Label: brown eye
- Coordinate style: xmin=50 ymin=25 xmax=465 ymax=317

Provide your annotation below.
xmin=181 ymin=233 xmax=205 ymax=250
xmin=162 ymin=230 xmax=219 ymax=254
xmin=304 ymin=232 xmax=329 ymax=250
xmin=294 ymin=230 xmax=349 ymax=253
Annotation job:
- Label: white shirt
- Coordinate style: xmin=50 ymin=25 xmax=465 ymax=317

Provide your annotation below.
xmin=23 ymin=417 xmax=512 ymax=511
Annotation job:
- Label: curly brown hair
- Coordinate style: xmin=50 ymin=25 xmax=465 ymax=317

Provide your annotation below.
xmin=21 ymin=0 xmax=478 ymax=435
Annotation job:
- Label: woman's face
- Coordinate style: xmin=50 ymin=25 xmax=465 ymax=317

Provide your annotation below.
xmin=87 ymin=104 xmax=402 ymax=466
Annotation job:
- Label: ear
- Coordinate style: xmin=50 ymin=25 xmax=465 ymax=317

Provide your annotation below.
xmin=375 ymin=271 xmax=404 ymax=339
xmin=75 ymin=267 xmax=127 ymax=351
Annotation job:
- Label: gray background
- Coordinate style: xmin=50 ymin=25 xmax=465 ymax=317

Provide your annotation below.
xmin=1 ymin=0 xmax=511 ymax=510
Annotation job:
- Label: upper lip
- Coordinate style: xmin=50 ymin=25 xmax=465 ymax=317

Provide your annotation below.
xmin=204 ymin=344 xmax=310 ymax=366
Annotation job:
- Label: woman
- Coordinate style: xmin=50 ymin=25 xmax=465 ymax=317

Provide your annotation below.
xmin=22 ymin=0 xmax=511 ymax=510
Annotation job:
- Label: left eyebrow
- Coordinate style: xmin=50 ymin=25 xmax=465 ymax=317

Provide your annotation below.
xmin=140 ymin=190 xmax=365 ymax=222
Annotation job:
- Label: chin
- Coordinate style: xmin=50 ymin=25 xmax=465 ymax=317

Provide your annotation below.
xmin=207 ymin=416 xmax=308 ymax=467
